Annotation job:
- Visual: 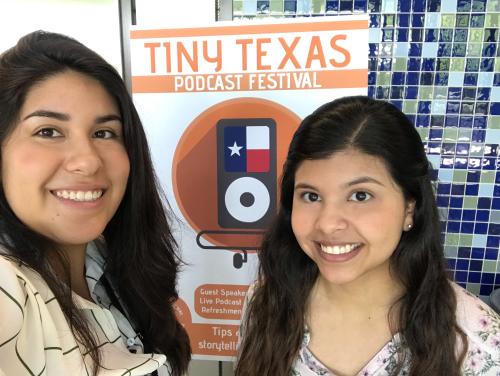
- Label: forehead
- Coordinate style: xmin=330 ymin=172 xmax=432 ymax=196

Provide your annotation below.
xmin=19 ymin=70 xmax=118 ymax=117
xmin=294 ymin=149 xmax=396 ymax=186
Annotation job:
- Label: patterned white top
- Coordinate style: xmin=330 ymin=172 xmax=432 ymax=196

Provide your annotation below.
xmin=292 ymin=284 xmax=500 ymax=375
xmin=0 ymin=242 xmax=171 ymax=376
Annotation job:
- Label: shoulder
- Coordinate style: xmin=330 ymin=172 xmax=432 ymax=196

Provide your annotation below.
xmin=451 ymin=283 xmax=500 ymax=368
xmin=0 ymin=255 xmax=30 ymax=340
xmin=453 ymin=282 xmax=500 ymax=332
xmin=0 ymin=254 xmax=29 ymax=301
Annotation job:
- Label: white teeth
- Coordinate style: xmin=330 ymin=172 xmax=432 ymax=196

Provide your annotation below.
xmin=321 ymin=243 xmax=361 ymax=255
xmin=54 ymin=190 xmax=103 ymax=202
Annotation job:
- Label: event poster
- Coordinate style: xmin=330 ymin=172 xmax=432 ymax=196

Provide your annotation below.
xmin=130 ymin=16 xmax=368 ymax=360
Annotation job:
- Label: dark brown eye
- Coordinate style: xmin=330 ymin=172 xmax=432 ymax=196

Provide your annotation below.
xmin=350 ymin=191 xmax=372 ymax=202
xmin=35 ymin=128 xmax=62 ymax=138
xmin=303 ymin=192 xmax=320 ymax=202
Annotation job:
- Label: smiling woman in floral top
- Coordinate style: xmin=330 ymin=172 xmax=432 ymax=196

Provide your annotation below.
xmin=235 ymin=96 xmax=500 ymax=376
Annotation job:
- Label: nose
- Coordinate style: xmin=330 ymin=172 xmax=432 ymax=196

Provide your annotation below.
xmin=314 ymin=203 xmax=348 ymax=234
xmin=64 ymin=138 xmax=103 ymax=176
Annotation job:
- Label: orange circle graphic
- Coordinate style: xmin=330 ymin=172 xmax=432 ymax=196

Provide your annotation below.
xmin=172 ymin=97 xmax=301 ymax=250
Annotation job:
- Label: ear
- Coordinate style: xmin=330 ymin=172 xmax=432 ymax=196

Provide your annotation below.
xmin=403 ymin=199 xmax=415 ymax=231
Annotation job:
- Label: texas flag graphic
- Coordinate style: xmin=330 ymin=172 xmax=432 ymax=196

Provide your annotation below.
xmin=224 ymin=125 xmax=270 ymax=173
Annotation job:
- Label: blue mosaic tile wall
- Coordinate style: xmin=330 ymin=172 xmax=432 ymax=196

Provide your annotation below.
xmin=232 ymin=0 xmax=500 ymax=298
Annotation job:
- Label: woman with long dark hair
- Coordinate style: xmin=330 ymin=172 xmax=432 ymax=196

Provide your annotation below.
xmin=236 ymin=96 xmax=499 ymax=375
xmin=0 ymin=31 xmax=190 ymax=375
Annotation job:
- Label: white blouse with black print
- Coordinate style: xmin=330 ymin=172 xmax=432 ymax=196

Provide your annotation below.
xmin=0 ymin=241 xmax=171 ymax=376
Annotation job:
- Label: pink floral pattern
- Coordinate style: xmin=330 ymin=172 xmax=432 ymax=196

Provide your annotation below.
xmin=292 ymin=285 xmax=500 ymax=375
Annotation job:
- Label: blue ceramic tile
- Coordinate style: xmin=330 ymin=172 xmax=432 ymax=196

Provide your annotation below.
xmin=456 ymin=259 xmax=470 ymax=270
xmin=467 ymin=171 xmax=480 ymax=182
xmin=326 ymin=0 xmax=340 ymax=11
xmin=409 ymin=43 xmax=422 ymax=56
xmin=445 ymin=115 xmax=459 ymax=126
xmin=477 ymin=209 xmax=490 ymax=221
xmin=370 ymin=14 xmax=381 ymax=27
xmin=481 ymin=273 xmax=495 ymax=284
xmin=473 ymin=115 xmax=487 ymax=128
xmin=476 ymin=87 xmax=490 ymax=100
xmin=463 ymin=209 xmax=476 ymax=221
xmin=475 ymin=222 xmax=488 ymax=234
xmin=471 ymin=247 xmax=485 ymax=258
xmin=340 ymin=0 xmax=353 ymax=11
xmin=466 ymin=184 xmax=479 ymax=195
xmin=485 ymin=248 xmax=498 ymax=259
xmin=458 ymin=246 xmax=471 ymax=257
xmin=464 ymin=73 xmax=478 ymax=86
xmin=425 ymin=29 xmax=439 ymax=42
xmin=484 ymin=144 xmax=498 ymax=156
xmin=412 ymin=0 xmax=424 ymax=12
xmin=455 ymin=271 xmax=468 ymax=282
xmin=457 ymin=0 xmax=472 ymax=12
xmin=468 ymin=271 xmax=481 ymax=283
xmin=481 ymin=58 xmax=495 ymax=72
xmin=397 ymin=0 xmax=410 ymax=11
xmin=398 ymin=13 xmax=410 ymax=26
xmin=482 ymin=43 xmax=497 ymax=57
xmin=390 ymin=86 xmax=404 ymax=98
xmin=405 ymin=86 xmax=419 ymax=98
xmin=487 ymin=236 xmax=500 ymax=247
xmin=480 ymin=284 xmax=493 ymax=296
xmin=411 ymin=13 xmax=424 ymax=27
xmin=420 ymin=72 xmax=434 ymax=85
xmin=448 ymin=221 xmax=461 ymax=232
xmin=392 ymin=72 xmax=405 ymax=84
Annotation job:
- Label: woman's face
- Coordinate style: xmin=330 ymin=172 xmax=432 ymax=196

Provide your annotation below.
xmin=1 ymin=70 xmax=130 ymax=252
xmin=291 ymin=149 xmax=414 ymax=287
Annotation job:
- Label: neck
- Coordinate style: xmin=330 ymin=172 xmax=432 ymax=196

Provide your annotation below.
xmin=312 ymin=262 xmax=404 ymax=322
xmin=48 ymin=243 xmax=91 ymax=300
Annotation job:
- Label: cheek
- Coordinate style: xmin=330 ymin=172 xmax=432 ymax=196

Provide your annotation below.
xmin=291 ymin=206 xmax=309 ymax=241
xmin=104 ymin=149 xmax=130 ymax=186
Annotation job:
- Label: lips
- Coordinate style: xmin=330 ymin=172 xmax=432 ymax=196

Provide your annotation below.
xmin=320 ymin=243 xmax=362 ymax=255
xmin=52 ymin=189 xmax=104 ymax=202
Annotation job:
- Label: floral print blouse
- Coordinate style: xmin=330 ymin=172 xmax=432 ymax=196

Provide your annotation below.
xmin=292 ymin=284 xmax=500 ymax=375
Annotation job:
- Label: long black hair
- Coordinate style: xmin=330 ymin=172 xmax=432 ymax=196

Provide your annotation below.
xmin=0 ymin=31 xmax=190 ymax=375
xmin=236 ymin=96 xmax=466 ymax=375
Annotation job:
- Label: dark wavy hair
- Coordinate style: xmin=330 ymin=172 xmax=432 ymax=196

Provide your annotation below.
xmin=0 ymin=31 xmax=190 ymax=375
xmin=236 ymin=96 xmax=467 ymax=375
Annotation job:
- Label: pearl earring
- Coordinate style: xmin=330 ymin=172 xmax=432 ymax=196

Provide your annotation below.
xmin=407 ymin=224 xmax=412 ymax=229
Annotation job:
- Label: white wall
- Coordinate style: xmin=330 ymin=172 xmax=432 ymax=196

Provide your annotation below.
xmin=0 ymin=0 xmax=122 ymax=74
xmin=134 ymin=0 xmax=216 ymax=27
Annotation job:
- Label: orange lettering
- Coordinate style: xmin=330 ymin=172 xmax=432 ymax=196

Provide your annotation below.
xmin=306 ymin=36 xmax=327 ymax=69
xmin=163 ymin=42 xmax=171 ymax=73
xmin=256 ymin=38 xmax=271 ymax=70
xmin=329 ymin=35 xmax=351 ymax=68
xmin=177 ymin=41 xmax=199 ymax=73
xmin=278 ymin=37 xmax=301 ymax=69
xmin=144 ymin=42 xmax=161 ymax=73
xmin=203 ymin=40 xmax=222 ymax=72
xmin=236 ymin=39 xmax=253 ymax=71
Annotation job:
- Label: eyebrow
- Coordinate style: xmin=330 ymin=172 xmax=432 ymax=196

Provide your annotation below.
xmin=22 ymin=110 xmax=122 ymax=124
xmin=346 ymin=176 xmax=385 ymax=187
xmin=294 ymin=176 xmax=385 ymax=190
